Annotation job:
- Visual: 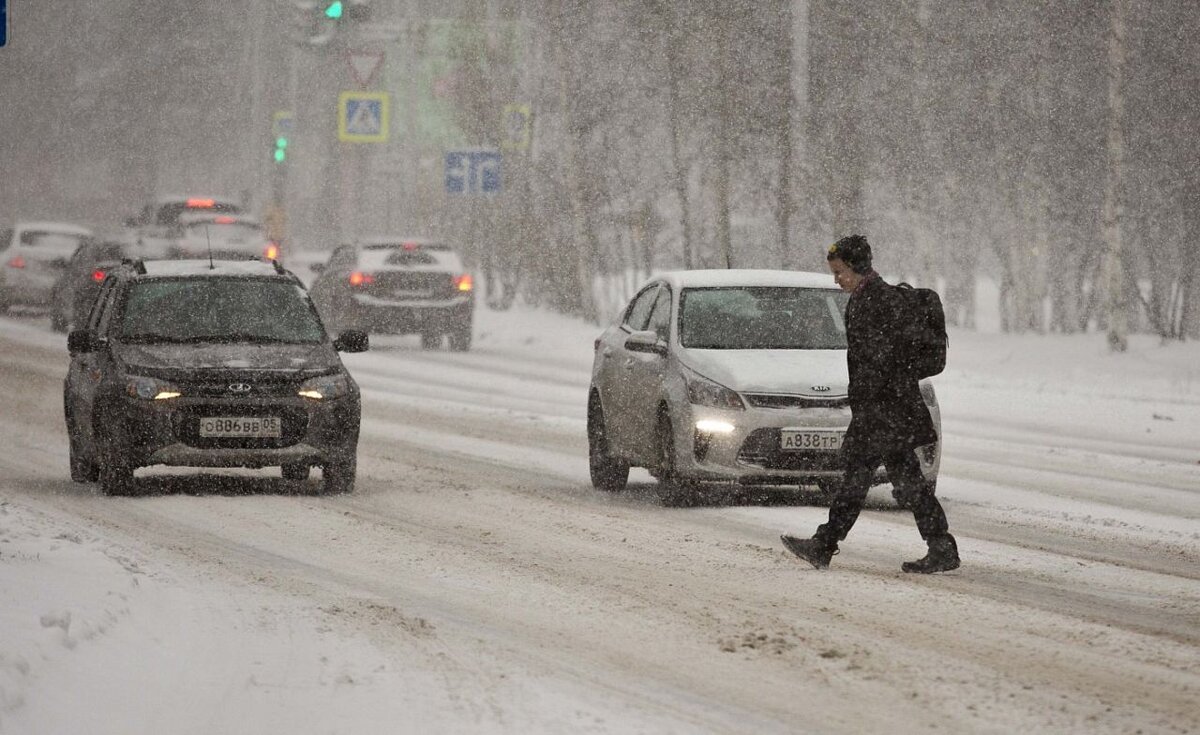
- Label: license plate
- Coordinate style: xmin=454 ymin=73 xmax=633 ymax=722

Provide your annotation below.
xmin=780 ymin=429 xmax=843 ymax=451
xmin=199 ymin=416 xmax=281 ymax=438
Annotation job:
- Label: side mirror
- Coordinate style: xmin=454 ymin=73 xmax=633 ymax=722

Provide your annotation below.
xmin=333 ymin=329 xmax=369 ymax=353
xmin=625 ymin=329 xmax=667 ymax=356
xmin=67 ymin=329 xmax=96 ymax=354
xmin=309 ymin=263 xmax=325 ymax=274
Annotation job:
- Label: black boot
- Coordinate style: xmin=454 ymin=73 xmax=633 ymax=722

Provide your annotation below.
xmin=902 ymin=535 xmax=959 ymax=574
xmin=781 ymin=535 xmax=838 ymax=569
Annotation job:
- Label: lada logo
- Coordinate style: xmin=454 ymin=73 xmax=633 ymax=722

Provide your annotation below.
xmin=228 ymin=383 xmax=252 ymax=394
xmin=811 ymin=385 xmax=831 ymax=392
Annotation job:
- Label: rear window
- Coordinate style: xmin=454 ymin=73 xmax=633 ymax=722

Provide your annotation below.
xmin=118 ymin=278 xmax=325 ymax=344
xmin=20 ymin=231 xmax=89 ymax=249
xmin=679 ymin=287 xmax=848 ymax=350
xmin=182 ymin=220 xmax=263 ymax=243
xmin=155 ymin=201 xmax=242 ymax=227
xmin=360 ymin=244 xmax=462 ymax=270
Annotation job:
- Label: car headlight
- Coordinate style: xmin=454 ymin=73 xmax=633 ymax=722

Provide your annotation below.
xmin=125 ymin=375 xmax=181 ymax=400
xmin=298 ymin=373 xmax=351 ymax=400
xmin=683 ymin=367 xmax=744 ymax=410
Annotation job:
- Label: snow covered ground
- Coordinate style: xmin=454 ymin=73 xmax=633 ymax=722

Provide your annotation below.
xmin=1 ymin=285 xmax=1198 ymax=734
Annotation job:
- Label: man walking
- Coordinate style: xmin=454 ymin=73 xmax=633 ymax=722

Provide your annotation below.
xmin=781 ymin=235 xmax=959 ymax=573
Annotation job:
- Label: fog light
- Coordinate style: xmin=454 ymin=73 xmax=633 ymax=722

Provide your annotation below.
xmin=695 ymin=419 xmax=735 ymax=434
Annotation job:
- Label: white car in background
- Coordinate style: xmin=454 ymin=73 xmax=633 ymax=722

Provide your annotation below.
xmin=172 ymin=211 xmax=278 ymax=262
xmin=0 ymin=221 xmax=94 ymax=313
xmin=587 ymin=269 xmax=942 ymax=506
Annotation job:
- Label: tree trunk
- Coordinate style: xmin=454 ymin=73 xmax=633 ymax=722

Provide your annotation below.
xmin=1102 ymin=0 xmax=1129 ymax=351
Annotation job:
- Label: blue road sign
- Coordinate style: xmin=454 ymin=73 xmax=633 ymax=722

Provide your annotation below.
xmin=445 ymin=150 xmax=502 ymax=194
xmin=1 ymin=0 xmax=8 ymax=48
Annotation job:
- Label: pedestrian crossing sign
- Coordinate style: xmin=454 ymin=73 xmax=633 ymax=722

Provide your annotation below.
xmin=338 ymin=91 xmax=389 ymax=143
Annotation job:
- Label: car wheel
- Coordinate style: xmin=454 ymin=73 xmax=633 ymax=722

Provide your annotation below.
xmin=67 ymin=426 xmax=99 ymax=483
xmin=655 ymin=413 xmax=698 ymax=507
xmin=587 ymin=394 xmax=629 ymax=492
xmin=448 ymin=325 xmax=472 ymax=352
xmin=98 ymin=450 xmax=135 ymax=496
xmin=420 ymin=331 xmax=442 ymax=350
xmin=281 ymin=462 xmax=310 ymax=481
xmin=321 ymin=452 xmax=356 ymax=495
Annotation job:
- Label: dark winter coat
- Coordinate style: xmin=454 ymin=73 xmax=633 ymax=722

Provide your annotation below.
xmin=841 ymin=273 xmax=938 ymax=462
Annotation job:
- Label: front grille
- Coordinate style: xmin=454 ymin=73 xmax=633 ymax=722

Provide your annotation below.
xmin=180 ymin=381 xmax=300 ymax=399
xmin=172 ymin=405 xmax=308 ymax=449
xmin=368 ymin=272 xmax=455 ymax=299
xmin=744 ymin=393 xmax=848 ymax=409
xmin=737 ymin=428 xmax=844 ymax=471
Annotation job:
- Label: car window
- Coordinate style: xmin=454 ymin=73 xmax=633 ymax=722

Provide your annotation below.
xmin=18 ymin=231 xmax=89 ymax=249
xmin=679 ymin=287 xmax=849 ymax=350
xmin=647 ymin=286 xmax=673 ymax=340
xmin=623 ymin=285 xmax=660 ymax=332
xmin=0 ymin=230 xmax=11 ymax=251
xmin=90 ymin=279 xmax=119 ymax=334
xmin=118 ymin=278 xmax=325 ymax=344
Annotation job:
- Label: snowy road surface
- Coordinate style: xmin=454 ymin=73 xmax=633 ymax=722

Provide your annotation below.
xmin=1 ymin=307 xmax=1198 ymax=734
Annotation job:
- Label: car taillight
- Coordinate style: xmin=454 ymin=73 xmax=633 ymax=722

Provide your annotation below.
xmin=6 ymin=255 xmax=25 ymax=269
xmin=186 ymin=198 xmax=215 ymax=208
xmin=264 ymin=242 xmax=280 ymax=260
xmin=454 ymin=274 xmax=473 ymax=292
xmin=91 ymin=269 xmax=107 ymax=282
xmin=349 ymin=271 xmax=374 ymax=286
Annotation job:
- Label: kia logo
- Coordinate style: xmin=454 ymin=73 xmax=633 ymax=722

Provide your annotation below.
xmin=228 ymin=383 xmax=252 ymax=393
xmin=811 ymin=385 xmax=831 ymax=392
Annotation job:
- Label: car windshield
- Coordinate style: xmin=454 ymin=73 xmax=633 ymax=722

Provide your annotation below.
xmin=679 ymin=286 xmax=849 ymax=350
xmin=118 ymin=278 xmax=325 ymax=344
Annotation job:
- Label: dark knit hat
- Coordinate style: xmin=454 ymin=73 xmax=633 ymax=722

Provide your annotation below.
xmin=826 ymin=234 xmax=872 ymax=274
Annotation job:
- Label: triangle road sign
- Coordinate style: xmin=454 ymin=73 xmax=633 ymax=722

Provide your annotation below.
xmin=346 ymin=50 xmax=384 ymax=88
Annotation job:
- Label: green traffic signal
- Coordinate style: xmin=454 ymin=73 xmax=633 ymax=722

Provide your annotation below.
xmin=324 ymin=1 xmax=343 ymax=19
xmin=273 ymin=136 xmax=288 ymax=164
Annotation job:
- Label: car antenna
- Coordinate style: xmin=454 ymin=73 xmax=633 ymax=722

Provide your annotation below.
xmin=205 ymin=224 xmax=214 ymax=269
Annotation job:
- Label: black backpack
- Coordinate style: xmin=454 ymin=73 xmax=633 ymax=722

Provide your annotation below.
xmin=893 ymin=283 xmax=948 ymax=379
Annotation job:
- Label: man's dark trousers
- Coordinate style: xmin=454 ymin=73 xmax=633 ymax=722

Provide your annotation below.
xmin=817 ymin=448 xmax=950 ymax=545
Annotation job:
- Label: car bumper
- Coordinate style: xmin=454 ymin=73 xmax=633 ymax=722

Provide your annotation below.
xmin=343 ymin=294 xmax=473 ymax=334
xmin=673 ymin=402 xmax=939 ymax=486
xmin=104 ymin=393 xmax=360 ymax=470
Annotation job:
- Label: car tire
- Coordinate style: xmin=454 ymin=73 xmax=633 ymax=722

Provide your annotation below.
xmin=448 ymin=325 xmax=471 ymax=352
xmin=655 ymin=413 xmax=698 ymax=507
xmin=587 ymin=394 xmax=629 ymax=492
xmin=420 ymin=331 xmax=442 ymax=350
xmin=281 ymin=462 xmax=310 ymax=481
xmin=98 ymin=451 xmax=135 ymax=496
xmin=67 ymin=428 xmax=100 ymax=483
xmin=321 ymin=452 xmax=356 ymax=495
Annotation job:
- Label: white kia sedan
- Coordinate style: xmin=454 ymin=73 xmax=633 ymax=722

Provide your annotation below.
xmin=587 ymin=269 xmax=941 ymax=506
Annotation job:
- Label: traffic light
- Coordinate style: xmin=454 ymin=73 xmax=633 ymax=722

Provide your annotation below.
xmin=273 ymin=136 xmax=288 ymax=164
xmin=323 ymin=1 xmax=343 ymax=19
xmin=293 ymin=0 xmax=370 ymax=44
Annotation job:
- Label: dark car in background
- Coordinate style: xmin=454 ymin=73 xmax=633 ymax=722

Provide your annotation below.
xmin=308 ymin=237 xmax=475 ymax=350
xmin=50 ymin=237 xmax=179 ymax=332
xmin=63 ymin=258 xmax=368 ymax=496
